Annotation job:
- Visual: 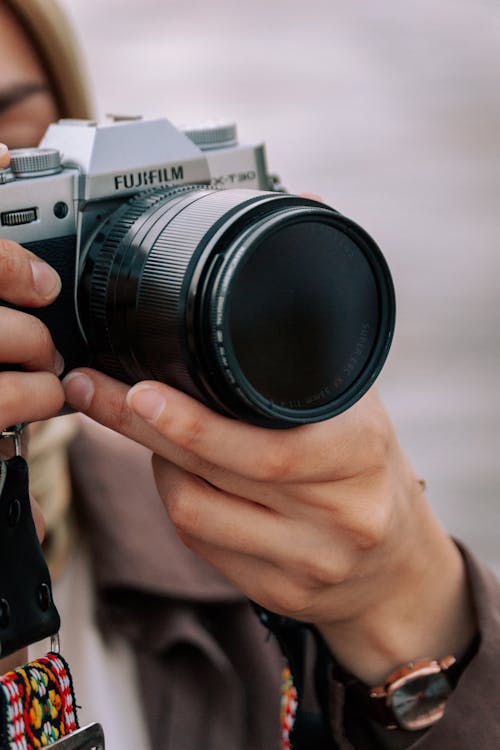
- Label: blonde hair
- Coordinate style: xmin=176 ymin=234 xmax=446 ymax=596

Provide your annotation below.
xmin=5 ymin=0 xmax=93 ymax=119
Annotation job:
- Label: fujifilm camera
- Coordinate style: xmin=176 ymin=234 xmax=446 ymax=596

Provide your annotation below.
xmin=0 ymin=116 xmax=395 ymax=427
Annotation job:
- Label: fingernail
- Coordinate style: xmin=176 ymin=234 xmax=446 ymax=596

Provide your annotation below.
xmin=31 ymin=259 xmax=61 ymax=300
xmin=0 ymin=143 xmax=8 ymax=156
xmin=127 ymin=385 xmax=166 ymax=423
xmin=54 ymin=350 xmax=65 ymax=376
xmin=62 ymin=372 xmax=94 ymax=410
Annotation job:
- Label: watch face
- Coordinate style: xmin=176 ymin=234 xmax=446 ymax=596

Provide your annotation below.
xmin=390 ymin=672 xmax=451 ymax=731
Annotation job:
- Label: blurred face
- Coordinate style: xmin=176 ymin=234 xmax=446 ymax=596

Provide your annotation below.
xmin=0 ymin=2 xmax=58 ymax=147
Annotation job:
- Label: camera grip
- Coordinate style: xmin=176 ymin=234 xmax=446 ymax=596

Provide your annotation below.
xmin=0 ymin=235 xmax=90 ymax=376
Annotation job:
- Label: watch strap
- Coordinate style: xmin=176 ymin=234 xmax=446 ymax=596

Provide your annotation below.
xmin=341 ymin=632 xmax=480 ymax=730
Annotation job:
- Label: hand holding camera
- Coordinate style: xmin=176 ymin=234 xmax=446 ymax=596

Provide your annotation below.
xmin=63 ymin=365 xmax=475 ymax=688
xmin=1 ymin=115 xmax=394 ymax=427
xmin=0 ymin=118 xmax=475 ymax=691
xmin=0 ymin=144 xmax=64 ymax=431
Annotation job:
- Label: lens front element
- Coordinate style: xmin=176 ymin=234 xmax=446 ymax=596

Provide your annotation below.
xmin=209 ymin=207 xmax=391 ymax=423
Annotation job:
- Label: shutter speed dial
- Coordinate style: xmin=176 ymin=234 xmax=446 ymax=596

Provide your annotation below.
xmin=9 ymin=148 xmax=62 ymax=178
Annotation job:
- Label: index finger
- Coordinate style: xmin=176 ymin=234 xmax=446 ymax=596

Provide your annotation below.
xmin=63 ymin=368 xmax=377 ymax=483
xmin=0 ymin=238 xmax=61 ymax=305
xmin=0 ymin=143 xmax=10 ymax=169
xmin=126 ymin=382 xmax=378 ymax=483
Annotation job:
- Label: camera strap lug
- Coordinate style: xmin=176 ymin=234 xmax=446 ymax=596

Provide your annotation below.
xmin=44 ymin=723 xmax=105 ymax=750
xmin=0 ymin=423 xmax=23 ymax=458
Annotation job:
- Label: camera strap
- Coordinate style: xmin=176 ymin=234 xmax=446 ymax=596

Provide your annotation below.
xmin=0 ymin=425 xmax=105 ymax=749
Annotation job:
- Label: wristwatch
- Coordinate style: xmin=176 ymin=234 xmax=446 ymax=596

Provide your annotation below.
xmin=342 ymin=635 xmax=479 ymax=732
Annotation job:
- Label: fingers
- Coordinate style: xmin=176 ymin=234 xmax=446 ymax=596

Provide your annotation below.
xmin=63 ymin=368 xmax=166 ymax=451
xmin=0 ymin=371 xmax=65 ymax=427
xmin=0 ymin=143 xmax=10 ymax=169
xmin=64 ymin=367 xmax=379 ymax=483
xmin=153 ymin=455 xmax=288 ymax=561
xmin=0 ymin=307 xmax=63 ymax=373
xmin=152 ymin=455 xmax=357 ymax=586
xmin=176 ymin=537 xmax=316 ymax=619
xmin=128 ymin=382 xmax=384 ymax=482
xmin=0 ymin=238 xmax=61 ymax=306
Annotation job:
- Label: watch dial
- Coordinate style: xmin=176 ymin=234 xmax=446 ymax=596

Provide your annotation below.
xmin=391 ymin=673 xmax=451 ymax=731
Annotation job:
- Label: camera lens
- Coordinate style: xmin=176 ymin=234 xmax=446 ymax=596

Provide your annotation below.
xmin=80 ymin=188 xmax=395 ymax=427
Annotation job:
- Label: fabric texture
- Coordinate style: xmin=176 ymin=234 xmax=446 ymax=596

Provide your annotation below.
xmin=34 ymin=540 xmax=152 ymax=750
xmin=0 ymin=652 xmax=78 ymax=750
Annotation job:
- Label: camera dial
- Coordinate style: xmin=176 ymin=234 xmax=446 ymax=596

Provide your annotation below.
xmin=9 ymin=148 xmax=62 ymax=179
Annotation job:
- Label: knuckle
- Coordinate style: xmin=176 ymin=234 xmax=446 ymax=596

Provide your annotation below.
xmin=0 ymin=239 xmax=22 ymax=281
xmin=0 ymin=375 xmax=24 ymax=421
xmin=340 ymin=489 xmax=393 ymax=551
xmin=177 ymin=413 xmax=205 ymax=452
xmin=117 ymin=398 xmax=133 ymax=431
xmin=295 ymin=542 xmax=354 ymax=586
xmin=107 ymin=392 xmax=135 ymax=432
xmin=257 ymin=445 xmax=293 ymax=482
xmin=0 ymin=372 xmax=64 ymax=424
xmin=363 ymin=418 xmax=392 ymax=470
xmin=266 ymin=581 xmax=311 ymax=619
xmin=300 ymin=554 xmax=347 ymax=587
xmin=47 ymin=376 xmax=66 ymax=411
xmin=357 ymin=491 xmax=394 ymax=550
xmin=31 ymin=318 xmax=54 ymax=357
xmin=165 ymin=483 xmax=198 ymax=534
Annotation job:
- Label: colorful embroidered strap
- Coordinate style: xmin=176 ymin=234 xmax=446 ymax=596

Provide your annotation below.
xmin=0 ymin=652 xmax=78 ymax=750
xmin=280 ymin=665 xmax=298 ymax=750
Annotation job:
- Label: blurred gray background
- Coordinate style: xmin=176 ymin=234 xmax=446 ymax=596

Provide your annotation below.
xmin=60 ymin=0 xmax=500 ymax=569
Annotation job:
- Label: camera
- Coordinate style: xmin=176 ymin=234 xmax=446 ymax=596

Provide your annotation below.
xmin=0 ymin=116 xmax=395 ymax=427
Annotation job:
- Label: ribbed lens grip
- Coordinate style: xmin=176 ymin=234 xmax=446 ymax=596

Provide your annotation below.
xmin=90 ymin=191 xmax=170 ymax=328
xmin=85 ymin=186 xmax=202 ymax=380
xmin=83 ymin=186 xmax=269 ymax=388
xmin=134 ymin=189 xmax=267 ymax=388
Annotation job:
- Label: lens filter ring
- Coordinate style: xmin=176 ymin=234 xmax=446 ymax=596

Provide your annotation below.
xmin=204 ymin=204 xmax=395 ymax=425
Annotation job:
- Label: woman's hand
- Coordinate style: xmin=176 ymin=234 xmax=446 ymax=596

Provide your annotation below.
xmin=0 ymin=145 xmax=65 ymax=433
xmin=63 ymin=370 xmax=475 ymax=683
xmin=0 ymin=145 xmax=58 ymax=671
xmin=0 ymin=143 xmax=8 ymax=168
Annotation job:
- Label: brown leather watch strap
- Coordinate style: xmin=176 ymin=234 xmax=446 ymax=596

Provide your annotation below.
xmin=340 ymin=633 xmax=480 ymax=730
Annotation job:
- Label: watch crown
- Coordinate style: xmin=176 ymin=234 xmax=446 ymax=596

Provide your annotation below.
xmin=439 ymin=655 xmax=456 ymax=670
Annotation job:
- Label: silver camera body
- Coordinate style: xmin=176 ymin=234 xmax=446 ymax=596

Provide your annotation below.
xmin=0 ymin=116 xmax=273 ymax=375
xmin=0 ymin=116 xmax=395 ymax=428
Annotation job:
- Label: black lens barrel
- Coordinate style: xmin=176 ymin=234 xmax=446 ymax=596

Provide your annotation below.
xmin=80 ymin=187 xmax=395 ymax=427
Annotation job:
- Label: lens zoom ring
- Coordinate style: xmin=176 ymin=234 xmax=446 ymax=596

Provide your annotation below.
xmin=136 ymin=190 xmax=266 ymax=385
xmin=89 ymin=189 xmax=189 ymax=330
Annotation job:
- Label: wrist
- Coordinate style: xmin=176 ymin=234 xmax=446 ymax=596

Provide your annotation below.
xmin=316 ymin=492 xmax=476 ymax=685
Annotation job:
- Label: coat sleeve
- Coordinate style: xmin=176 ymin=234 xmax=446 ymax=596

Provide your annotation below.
xmin=323 ymin=541 xmax=500 ymax=749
